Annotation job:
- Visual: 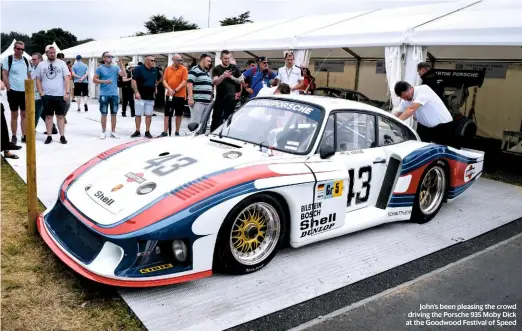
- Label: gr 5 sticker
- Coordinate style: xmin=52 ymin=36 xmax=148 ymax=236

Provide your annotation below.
xmin=316 ymin=180 xmax=343 ymax=200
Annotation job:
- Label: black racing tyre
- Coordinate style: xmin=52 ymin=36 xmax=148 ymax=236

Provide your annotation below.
xmin=411 ymin=160 xmax=448 ymax=224
xmin=213 ymin=193 xmax=286 ymax=274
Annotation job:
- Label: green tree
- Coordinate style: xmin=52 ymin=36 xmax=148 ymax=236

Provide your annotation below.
xmin=219 ymin=11 xmax=253 ymax=26
xmin=137 ymin=14 xmax=199 ymax=35
xmin=30 ymin=28 xmax=78 ymax=53
xmin=1 ymin=32 xmax=33 ymax=53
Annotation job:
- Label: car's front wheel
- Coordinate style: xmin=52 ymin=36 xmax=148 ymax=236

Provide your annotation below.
xmin=411 ymin=160 xmax=448 ymax=224
xmin=213 ymin=194 xmax=285 ymax=274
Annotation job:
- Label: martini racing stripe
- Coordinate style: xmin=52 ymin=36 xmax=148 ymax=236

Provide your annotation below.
xmin=60 ymin=165 xmax=286 ymax=236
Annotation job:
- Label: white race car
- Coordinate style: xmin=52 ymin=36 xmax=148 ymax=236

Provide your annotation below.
xmin=38 ymin=94 xmax=484 ymax=287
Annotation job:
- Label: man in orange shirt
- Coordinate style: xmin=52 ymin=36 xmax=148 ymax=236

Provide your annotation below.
xmin=160 ymin=54 xmax=188 ymax=137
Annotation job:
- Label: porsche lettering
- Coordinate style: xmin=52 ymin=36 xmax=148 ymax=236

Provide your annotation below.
xmin=94 ymin=191 xmax=115 ymax=206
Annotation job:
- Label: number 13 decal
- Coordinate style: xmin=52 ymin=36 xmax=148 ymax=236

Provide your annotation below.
xmin=347 ymin=165 xmax=372 ymax=207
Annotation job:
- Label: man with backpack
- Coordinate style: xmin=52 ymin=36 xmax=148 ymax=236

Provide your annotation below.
xmin=1 ymin=41 xmax=31 ymax=144
xmin=238 ymin=56 xmax=278 ymax=100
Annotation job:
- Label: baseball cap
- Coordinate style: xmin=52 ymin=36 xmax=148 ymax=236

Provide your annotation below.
xmin=257 ymin=56 xmax=267 ymax=62
xmin=76 ymin=55 xmax=82 ymax=60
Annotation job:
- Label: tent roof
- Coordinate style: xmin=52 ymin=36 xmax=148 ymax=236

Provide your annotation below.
xmin=0 ymin=39 xmax=31 ymax=61
xmin=61 ymin=0 xmax=522 ymax=61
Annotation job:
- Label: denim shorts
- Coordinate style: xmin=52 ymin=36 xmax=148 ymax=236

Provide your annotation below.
xmin=99 ymin=95 xmax=119 ymax=115
xmin=135 ymin=99 xmax=155 ymax=116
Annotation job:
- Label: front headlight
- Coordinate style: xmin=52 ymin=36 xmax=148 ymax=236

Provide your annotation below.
xmin=172 ymin=240 xmax=188 ymax=262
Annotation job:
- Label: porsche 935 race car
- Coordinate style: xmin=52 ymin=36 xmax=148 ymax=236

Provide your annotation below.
xmin=38 ymin=94 xmax=485 ymax=287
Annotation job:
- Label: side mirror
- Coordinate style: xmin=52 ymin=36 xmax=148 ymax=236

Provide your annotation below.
xmin=188 ymin=122 xmax=199 ymax=132
xmin=319 ymin=145 xmax=336 ymax=159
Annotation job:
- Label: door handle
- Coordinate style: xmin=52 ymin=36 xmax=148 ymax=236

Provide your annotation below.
xmin=373 ymin=158 xmax=386 ymax=164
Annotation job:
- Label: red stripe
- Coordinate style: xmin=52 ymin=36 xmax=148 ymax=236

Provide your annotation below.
xmin=395 ymin=158 xmax=472 ymax=196
xmin=38 ymin=214 xmax=211 ymax=287
xmin=65 ymin=164 xmax=282 ymax=236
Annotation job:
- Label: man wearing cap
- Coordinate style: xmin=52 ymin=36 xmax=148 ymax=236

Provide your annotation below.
xmin=93 ymin=51 xmax=126 ymax=139
xmin=34 ymin=45 xmax=71 ymax=144
xmin=238 ymin=56 xmax=277 ymax=100
xmin=72 ymin=55 xmax=89 ymax=112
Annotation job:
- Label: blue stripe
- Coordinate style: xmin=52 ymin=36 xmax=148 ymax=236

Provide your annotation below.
xmin=388 ymin=194 xmax=415 ymax=208
xmin=401 ymin=145 xmax=477 ymax=175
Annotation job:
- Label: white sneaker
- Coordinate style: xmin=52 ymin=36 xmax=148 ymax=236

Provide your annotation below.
xmin=99 ymin=132 xmax=107 ymax=139
xmin=110 ymin=132 xmax=120 ymax=139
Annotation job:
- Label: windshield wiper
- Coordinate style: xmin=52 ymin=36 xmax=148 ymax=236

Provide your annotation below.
xmin=218 ymin=114 xmax=234 ymax=139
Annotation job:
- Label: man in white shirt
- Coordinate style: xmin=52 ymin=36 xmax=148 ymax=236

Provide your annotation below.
xmin=274 ymin=52 xmax=304 ymax=95
xmin=393 ymin=81 xmax=456 ymax=147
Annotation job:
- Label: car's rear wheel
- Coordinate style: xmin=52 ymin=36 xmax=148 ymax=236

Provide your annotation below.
xmin=213 ymin=194 xmax=285 ymax=274
xmin=412 ymin=161 xmax=447 ymax=224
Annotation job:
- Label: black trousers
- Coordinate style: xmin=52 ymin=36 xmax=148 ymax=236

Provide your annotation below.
xmin=418 ymin=121 xmax=460 ymax=149
xmin=122 ymin=88 xmax=135 ymax=116
xmin=211 ymin=96 xmax=237 ymax=132
xmin=1 ymin=103 xmax=10 ymax=151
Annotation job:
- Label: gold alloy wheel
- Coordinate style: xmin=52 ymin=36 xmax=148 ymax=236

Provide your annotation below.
xmin=229 ymin=202 xmax=280 ymax=265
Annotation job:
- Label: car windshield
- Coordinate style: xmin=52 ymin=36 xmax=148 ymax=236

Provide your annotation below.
xmin=211 ymin=98 xmax=323 ymax=154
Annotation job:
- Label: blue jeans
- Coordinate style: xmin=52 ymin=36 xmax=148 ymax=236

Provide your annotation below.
xmin=99 ymin=95 xmax=119 ymax=115
xmin=35 ymin=99 xmax=43 ymax=126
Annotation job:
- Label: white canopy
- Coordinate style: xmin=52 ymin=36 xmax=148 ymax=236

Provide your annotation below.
xmin=0 ymin=39 xmax=31 ymax=61
xmin=61 ymin=0 xmax=522 ymax=61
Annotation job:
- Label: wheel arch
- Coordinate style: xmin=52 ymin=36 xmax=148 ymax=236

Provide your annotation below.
xmin=258 ymin=191 xmax=292 ymax=247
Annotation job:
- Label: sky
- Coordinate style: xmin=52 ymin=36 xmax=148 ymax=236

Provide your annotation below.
xmin=1 ymin=0 xmax=456 ymax=41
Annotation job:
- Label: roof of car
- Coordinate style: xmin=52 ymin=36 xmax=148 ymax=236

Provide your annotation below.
xmin=257 ymin=94 xmax=396 ymax=119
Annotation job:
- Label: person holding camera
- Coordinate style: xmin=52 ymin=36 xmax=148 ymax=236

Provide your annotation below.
xmin=211 ymin=50 xmax=241 ymax=131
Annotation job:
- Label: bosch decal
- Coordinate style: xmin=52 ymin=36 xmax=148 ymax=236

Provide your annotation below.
xmin=300 ymin=203 xmax=322 ymax=220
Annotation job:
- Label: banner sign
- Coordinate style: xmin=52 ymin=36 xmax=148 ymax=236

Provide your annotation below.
xmin=455 ymin=62 xmax=507 ymax=79
xmin=376 ymin=60 xmax=386 ymax=74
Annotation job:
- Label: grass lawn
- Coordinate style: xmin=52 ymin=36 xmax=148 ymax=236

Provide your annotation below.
xmin=1 ymin=158 xmax=144 ymax=331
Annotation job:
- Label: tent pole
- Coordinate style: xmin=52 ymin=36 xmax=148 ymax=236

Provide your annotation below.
xmin=354 ymin=59 xmax=361 ymax=91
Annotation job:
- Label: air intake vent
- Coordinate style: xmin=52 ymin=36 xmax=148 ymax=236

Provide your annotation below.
xmin=376 ymin=157 xmax=401 ymax=209
xmin=172 ymin=177 xmax=217 ymax=200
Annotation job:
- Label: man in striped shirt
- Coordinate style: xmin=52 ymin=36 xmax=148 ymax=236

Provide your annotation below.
xmin=187 ymin=54 xmax=213 ymax=125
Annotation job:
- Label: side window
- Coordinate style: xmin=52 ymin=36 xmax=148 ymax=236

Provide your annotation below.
xmin=377 ymin=116 xmax=409 ymax=146
xmin=336 ymin=112 xmax=375 ymax=151
xmin=318 ymin=114 xmax=335 ymax=149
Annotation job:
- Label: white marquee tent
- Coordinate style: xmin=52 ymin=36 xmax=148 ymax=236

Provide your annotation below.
xmin=61 ymin=0 xmax=522 ymax=61
xmin=60 ymin=0 xmax=522 ymax=132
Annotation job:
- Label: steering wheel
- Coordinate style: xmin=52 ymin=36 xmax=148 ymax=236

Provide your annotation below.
xmin=383 ymin=134 xmax=394 ymax=145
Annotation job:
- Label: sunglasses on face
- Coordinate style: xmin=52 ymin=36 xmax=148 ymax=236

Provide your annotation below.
xmin=15 ymin=48 xmax=24 ymax=51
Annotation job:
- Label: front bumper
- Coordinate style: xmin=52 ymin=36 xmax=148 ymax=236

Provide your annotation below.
xmin=37 ymin=212 xmax=212 ymax=287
